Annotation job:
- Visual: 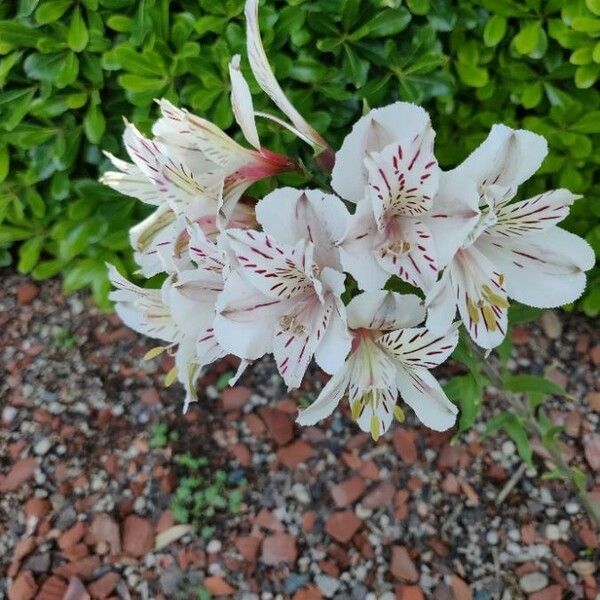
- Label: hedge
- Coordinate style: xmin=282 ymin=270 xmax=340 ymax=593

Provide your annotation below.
xmin=0 ymin=0 xmax=598 ymax=312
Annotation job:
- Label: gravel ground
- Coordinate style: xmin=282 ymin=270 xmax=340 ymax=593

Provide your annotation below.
xmin=1 ymin=272 xmax=599 ymax=600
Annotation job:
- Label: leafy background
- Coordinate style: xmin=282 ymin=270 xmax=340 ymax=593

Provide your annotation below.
xmin=0 ymin=0 xmax=599 ymax=312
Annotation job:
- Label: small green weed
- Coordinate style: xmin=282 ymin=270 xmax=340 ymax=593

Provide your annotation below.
xmin=171 ymin=452 xmax=245 ymax=538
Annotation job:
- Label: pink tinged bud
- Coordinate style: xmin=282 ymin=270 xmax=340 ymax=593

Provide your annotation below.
xmin=236 ymin=148 xmax=297 ymax=182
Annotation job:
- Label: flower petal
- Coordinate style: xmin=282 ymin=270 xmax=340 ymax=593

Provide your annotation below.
xmin=375 ymin=218 xmax=438 ymax=291
xmin=100 ymin=152 xmax=163 ymax=206
xmin=451 ymin=124 xmax=548 ymax=204
xmin=256 ymin=187 xmax=349 ymax=270
xmin=452 ymin=246 xmax=509 ymax=349
xmin=188 ymin=223 xmax=226 ymax=278
xmin=365 ymin=130 xmax=439 ymax=225
xmin=424 ymin=267 xmax=457 ymax=334
xmin=347 ymin=340 xmax=398 ymax=439
xmin=488 ymin=189 xmax=579 ymax=237
xmin=244 ymin=0 xmax=328 ymax=151
xmin=377 ymin=325 xmax=459 ymax=368
xmin=296 ymin=368 xmax=350 ymax=426
xmin=196 ymin=326 xmax=227 ymax=369
xmin=123 ymin=121 xmax=220 ymax=214
xmin=155 ymin=99 xmax=248 ymax=170
xmin=107 ymin=263 xmax=176 ymax=342
xmin=314 ymin=304 xmax=352 ymax=375
xmin=396 ymin=365 xmax=457 ymax=431
xmin=331 ymin=102 xmax=431 ymax=203
xmin=225 ymin=229 xmax=316 ymax=300
xmin=476 ymin=226 xmax=595 ymax=308
xmin=346 ymin=291 xmax=426 ymax=331
xmin=339 ymin=201 xmax=389 ymax=291
xmin=422 ymin=170 xmax=480 ymax=267
xmin=274 ymin=295 xmax=330 ymax=389
xmin=229 ymin=54 xmax=261 ymax=150
xmin=129 ymin=204 xmax=179 ymax=277
xmin=214 ymin=270 xmax=286 ymax=359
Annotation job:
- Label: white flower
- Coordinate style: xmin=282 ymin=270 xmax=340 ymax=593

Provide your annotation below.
xmin=426 ymin=124 xmax=595 ymax=349
xmin=214 ymin=188 xmax=352 ymax=389
xmin=333 ymin=102 xmax=479 ymax=292
xmin=107 ymin=222 xmax=246 ymax=410
xmin=244 ymin=0 xmax=331 ymax=157
xmin=296 ymin=291 xmax=459 ymax=439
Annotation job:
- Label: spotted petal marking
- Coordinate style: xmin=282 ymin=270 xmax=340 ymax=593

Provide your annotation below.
xmin=347 ymin=338 xmax=398 ymax=440
xmin=274 ymin=296 xmax=334 ymax=389
xmin=377 ymin=326 xmax=459 ymax=369
xmin=188 ymin=224 xmax=226 ymax=277
xmin=124 ymin=122 xmax=219 ymax=211
xmin=196 ymin=327 xmax=227 ymax=368
xmin=488 ymin=189 xmax=578 ymax=238
xmin=155 ymin=99 xmax=250 ymax=170
xmin=154 ymin=159 xmax=220 ymax=211
xmin=365 ymin=130 xmax=439 ymax=227
xmin=375 ymin=218 xmax=438 ymax=291
xmin=107 ymin=264 xmax=176 ymax=342
xmin=226 ymin=229 xmax=316 ymax=300
xmin=452 ymin=246 xmax=509 ymax=349
xmin=100 ymin=152 xmax=163 ymax=206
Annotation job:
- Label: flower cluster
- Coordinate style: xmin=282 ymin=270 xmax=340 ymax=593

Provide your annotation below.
xmin=103 ymin=0 xmax=594 ymax=440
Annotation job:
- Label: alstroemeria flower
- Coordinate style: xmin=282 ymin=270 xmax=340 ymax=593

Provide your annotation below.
xmin=107 ymin=223 xmax=246 ymax=409
xmin=296 ymin=291 xmax=459 ymax=439
xmin=426 ymin=124 xmax=595 ymax=349
xmin=151 ymin=60 xmax=296 ymax=223
xmin=127 ymin=201 xmax=257 ymax=277
xmin=244 ymin=0 xmax=331 ymax=160
xmin=334 ymin=102 xmax=477 ymax=292
xmin=215 ymin=188 xmax=352 ymax=389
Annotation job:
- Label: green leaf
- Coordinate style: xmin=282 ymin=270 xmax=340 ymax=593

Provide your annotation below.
xmin=0 ymin=21 xmax=43 ymax=47
xmin=508 ymin=303 xmax=541 ymax=324
xmin=503 ymin=415 xmax=533 ymax=467
xmin=484 ymin=15 xmax=507 ymax=46
xmin=349 ymin=8 xmax=411 ymax=40
xmin=455 ymin=62 xmax=489 ymax=87
xmin=32 ymin=259 xmax=65 ymax=280
xmin=18 ymin=235 xmax=44 ymax=273
xmin=113 ymin=46 xmax=167 ymax=76
xmin=83 ymin=103 xmax=105 ymax=143
xmin=571 ymin=111 xmax=600 ymax=133
xmin=118 ymin=74 xmax=167 ymax=94
xmin=587 ymin=0 xmax=600 ymax=15
xmin=0 ymin=146 xmax=8 ymax=183
xmin=575 ymin=63 xmax=600 ymax=88
xmin=35 ymin=0 xmax=72 ymax=24
xmin=18 ymin=0 xmax=41 ymax=17
xmin=444 ymin=374 xmax=482 ymax=433
xmin=67 ymin=7 xmax=89 ymax=52
xmin=503 ymin=374 xmax=568 ymax=397
xmin=514 ymin=21 xmax=541 ymax=55
xmin=343 ymin=45 xmax=370 ymax=87
xmin=0 ymin=225 xmax=32 ymax=244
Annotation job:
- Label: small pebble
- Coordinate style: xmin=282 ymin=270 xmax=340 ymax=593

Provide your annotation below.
xmin=207 ymin=539 xmax=222 ymax=554
xmin=486 ymin=531 xmax=499 ymax=545
xmin=2 ymin=406 xmax=17 ymax=424
xmin=519 ymin=572 xmax=548 ymax=593
xmin=33 ymin=438 xmax=52 ymax=456
xmin=501 ymin=440 xmax=516 ymax=457
xmin=565 ymin=502 xmax=579 ymax=515
xmin=315 ymin=574 xmax=340 ymax=598
xmin=545 ymin=524 xmax=560 ymax=541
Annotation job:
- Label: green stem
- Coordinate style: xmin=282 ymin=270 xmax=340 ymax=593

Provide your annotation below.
xmin=466 ymin=336 xmax=600 ymax=529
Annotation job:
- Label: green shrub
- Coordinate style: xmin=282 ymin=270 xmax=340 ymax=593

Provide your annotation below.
xmin=0 ymin=0 xmax=598 ymax=312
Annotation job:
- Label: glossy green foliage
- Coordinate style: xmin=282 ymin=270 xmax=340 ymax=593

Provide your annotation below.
xmin=0 ymin=0 xmax=598 ymax=312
